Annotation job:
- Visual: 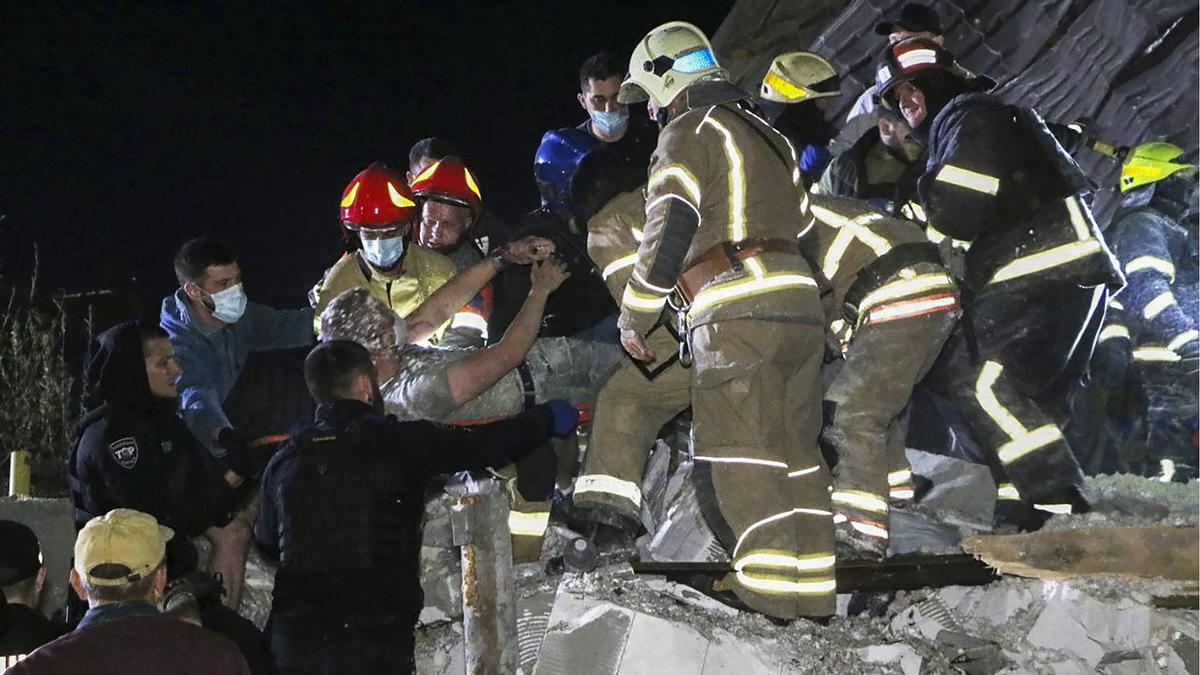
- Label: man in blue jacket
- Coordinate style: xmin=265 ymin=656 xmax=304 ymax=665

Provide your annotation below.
xmin=160 ymin=238 xmax=314 ymax=460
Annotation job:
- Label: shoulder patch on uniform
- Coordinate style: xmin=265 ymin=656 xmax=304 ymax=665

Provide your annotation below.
xmin=109 ymin=437 xmax=139 ymax=469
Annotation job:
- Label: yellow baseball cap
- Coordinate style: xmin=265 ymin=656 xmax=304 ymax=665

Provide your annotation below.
xmin=74 ymin=509 xmax=173 ymax=586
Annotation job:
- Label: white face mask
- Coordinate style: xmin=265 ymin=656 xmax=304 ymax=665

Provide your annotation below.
xmin=361 ymin=236 xmax=405 ymax=269
xmin=207 ymin=283 xmax=247 ymax=324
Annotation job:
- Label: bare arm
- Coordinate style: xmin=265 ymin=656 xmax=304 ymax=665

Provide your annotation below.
xmin=444 ymin=259 xmax=570 ymax=406
xmin=406 ymin=236 xmax=556 ymax=344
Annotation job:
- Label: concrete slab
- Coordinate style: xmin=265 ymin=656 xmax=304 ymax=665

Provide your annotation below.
xmin=637 ymin=462 xmax=728 ymax=564
xmin=1027 ymin=594 xmax=1106 ymax=667
xmin=906 ymin=449 xmax=996 ymax=528
xmin=855 ymin=643 xmax=922 ymax=675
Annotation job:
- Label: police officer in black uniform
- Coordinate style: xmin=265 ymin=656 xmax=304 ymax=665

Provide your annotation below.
xmin=254 ymin=340 xmax=579 ymax=675
xmin=69 ymin=321 xmax=256 ymax=582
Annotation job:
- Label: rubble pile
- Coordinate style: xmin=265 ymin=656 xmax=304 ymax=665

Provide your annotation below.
xmin=407 ymin=470 xmax=1198 ymax=674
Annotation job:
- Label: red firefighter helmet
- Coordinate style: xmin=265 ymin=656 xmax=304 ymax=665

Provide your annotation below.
xmin=340 ymin=162 xmax=417 ymax=231
xmin=409 ymin=157 xmax=483 ymax=211
xmin=874 ymin=37 xmax=962 ymax=109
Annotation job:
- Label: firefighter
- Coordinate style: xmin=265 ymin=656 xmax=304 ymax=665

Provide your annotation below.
xmin=807 ymin=195 xmax=959 ymax=558
xmin=757 ymin=51 xmax=842 ymax=184
xmin=875 ymin=39 xmax=1123 ymax=529
xmin=573 ymin=188 xmax=692 ymax=535
xmin=312 ymin=162 xmax=552 ymax=344
xmin=1098 ymin=142 xmax=1198 ymax=480
xmin=615 ymin=22 xmax=834 ymax=619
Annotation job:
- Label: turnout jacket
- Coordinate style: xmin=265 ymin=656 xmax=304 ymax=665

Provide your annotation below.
xmin=254 ymin=399 xmax=555 ymax=622
xmin=1104 ymin=182 xmax=1199 ymax=358
xmin=807 ymin=194 xmax=956 ymax=329
xmin=70 ymin=322 xmax=239 ymax=535
xmin=918 ymin=93 xmax=1121 ymax=293
xmin=617 ymin=80 xmax=822 ymax=335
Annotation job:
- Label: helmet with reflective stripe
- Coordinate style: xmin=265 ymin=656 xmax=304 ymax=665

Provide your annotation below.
xmin=760 ymin=51 xmax=841 ymax=104
xmin=874 ymin=38 xmax=961 ymax=109
xmin=618 ymin=21 xmax=726 ymax=108
xmin=340 ymin=162 xmax=417 ymax=231
xmin=410 ymin=156 xmax=483 ymax=211
xmin=1120 ymin=142 xmax=1197 ymax=193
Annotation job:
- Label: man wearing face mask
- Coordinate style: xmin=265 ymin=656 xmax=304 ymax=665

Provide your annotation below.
xmin=312 ymin=162 xmax=552 ymax=347
xmin=533 ymin=52 xmax=659 ymax=225
xmin=161 ymin=238 xmax=315 ymax=465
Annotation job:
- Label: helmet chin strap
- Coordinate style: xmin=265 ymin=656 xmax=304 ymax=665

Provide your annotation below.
xmin=655 ymin=105 xmax=671 ymax=128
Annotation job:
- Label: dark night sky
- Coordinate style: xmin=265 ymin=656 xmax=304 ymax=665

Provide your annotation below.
xmin=0 ymin=2 xmax=730 ymax=310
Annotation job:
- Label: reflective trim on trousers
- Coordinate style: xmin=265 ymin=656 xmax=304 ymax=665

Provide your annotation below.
xmin=988 ymin=240 xmax=1103 ymax=285
xmin=861 ymin=292 xmax=959 ymax=327
xmin=733 ymin=508 xmax=834 ymax=558
xmin=574 ymin=474 xmax=642 ymax=509
xmin=1125 ymin=256 xmax=1175 ymax=282
xmin=996 ymin=483 xmax=1021 ymax=501
xmin=975 ymin=361 xmax=1065 ymax=465
xmin=831 ymin=489 xmax=889 ymax=514
xmin=1097 ymin=324 xmax=1130 ymax=343
xmin=1132 ymin=346 xmax=1182 ymax=363
xmin=508 ymin=510 xmax=550 ymax=537
xmin=1143 ymin=291 xmax=1177 ymax=321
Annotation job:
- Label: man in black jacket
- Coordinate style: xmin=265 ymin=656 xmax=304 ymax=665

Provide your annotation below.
xmin=0 ymin=521 xmax=65 ymax=668
xmin=875 ymin=39 xmax=1123 ymax=529
xmin=254 ymin=340 xmax=578 ymax=674
xmin=69 ymin=320 xmax=258 ymax=606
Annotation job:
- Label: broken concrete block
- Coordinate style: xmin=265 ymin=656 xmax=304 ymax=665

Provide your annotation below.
xmin=1046 ymin=659 xmax=1090 ymax=675
xmin=906 ymin=449 xmax=996 ymax=528
xmin=936 ymin=630 xmax=1009 ymax=675
xmin=516 ymin=592 xmax=556 ymax=674
xmin=637 ymin=461 xmax=729 ymax=563
xmin=419 ymin=545 xmax=462 ymax=625
xmin=889 ymin=507 xmax=963 ymax=556
xmin=1027 ymin=592 xmax=1106 ymax=667
xmin=641 ymin=578 xmax=739 ymax=618
xmin=639 ymin=440 xmax=673 ymax=534
xmin=699 ymin=634 xmax=786 ymax=675
xmin=854 ymin=643 xmax=922 ymax=675
xmin=422 ymin=492 xmax=456 ymax=548
xmin=947 ymin=582 xmax=1034 ymax=628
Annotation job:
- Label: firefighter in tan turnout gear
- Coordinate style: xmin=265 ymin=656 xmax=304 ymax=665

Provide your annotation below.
xmin=613 ymin=21 xmax=834 ymax=620
xmin=574 ymin=188 xmax=693 ymax=534
xmin=808 ymin=194 xmax=959 ymax=558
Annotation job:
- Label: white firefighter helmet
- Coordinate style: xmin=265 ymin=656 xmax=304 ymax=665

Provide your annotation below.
xmin=618 ymin=21 xmax=725 ymax=108
xmin=760 ymin=51 xmax=842 ymax=104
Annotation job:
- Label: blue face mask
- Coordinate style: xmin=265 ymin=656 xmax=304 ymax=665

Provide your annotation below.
xmin=361 ymin=236 xmax=405 ymax=269
xmin=207 ymin=283 xmax=247 ymax=324
xmin=590 ymin=107 xmax=629 ymax=136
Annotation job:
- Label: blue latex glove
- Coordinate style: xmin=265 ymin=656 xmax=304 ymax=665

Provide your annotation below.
xmin=546 ymin=400 xmax=580 ymax=437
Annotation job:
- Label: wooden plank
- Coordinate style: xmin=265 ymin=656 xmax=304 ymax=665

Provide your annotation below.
xmin=962 ymin=526 xmax=1199 ymax=581
xmin=632 ymin=553 xmax=1000 ymax=592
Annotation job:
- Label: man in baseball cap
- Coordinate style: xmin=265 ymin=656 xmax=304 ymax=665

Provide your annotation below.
xmin=8 ymin=509 xmax=250 ymax=674
xmin=1 ymin=520 xmax=61 ymax=668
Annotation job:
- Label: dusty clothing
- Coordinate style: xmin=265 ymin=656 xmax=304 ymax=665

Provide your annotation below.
xmin=615 ymin=80 xmax=833 ymax=619
xmin=806 ymin=196 xmax=959 ymax=538
xmin=918 ymin=93 xmax=1122 ymax=507
xmin=380 ymin=338 xmax=621 ymax=423
xmin=575 ymin=188 xmax=691 ymax=518
xmin=691 ymin=320 xmax=834 ymax=618
xmin=310 ymin=247 xmax=460 ymax=340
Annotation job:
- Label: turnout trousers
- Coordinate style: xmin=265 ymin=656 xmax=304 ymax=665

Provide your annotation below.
xmin=575 ymin=328 xmax=692 ymax=520
xmin=825 ymin=307 xmax=959 ymax=540
xmin=690 ymin=319 xmax=835 ymax=619
xmin=929 ymin=281 xmax=1103 ymax=505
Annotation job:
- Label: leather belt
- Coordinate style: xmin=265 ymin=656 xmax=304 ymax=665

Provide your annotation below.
xmin=676 ymin=238 xmax=798 ymax=304
xmin=843 ymin=242 xmax=943 ymax=310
